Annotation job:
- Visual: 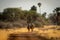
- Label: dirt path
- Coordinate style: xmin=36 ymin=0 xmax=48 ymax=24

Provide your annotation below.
xmin=8 ymin=32 xmax=49 ymax=40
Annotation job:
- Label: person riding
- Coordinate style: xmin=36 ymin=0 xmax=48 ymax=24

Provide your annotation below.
xmin=27 ymin=23 xmax=34 ymax=32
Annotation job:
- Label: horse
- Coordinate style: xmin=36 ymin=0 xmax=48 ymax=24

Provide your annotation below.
xmin=27 ymin=23 xmax=34 ymax=32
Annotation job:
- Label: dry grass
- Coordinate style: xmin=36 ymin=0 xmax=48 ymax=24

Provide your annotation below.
xmin=0 ymin=26 xmax=60 ymax=40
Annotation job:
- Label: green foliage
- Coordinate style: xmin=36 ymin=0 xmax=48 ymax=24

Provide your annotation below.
xmin=42 ymin=12 xmax=46 ymax=18
xmin=0 ymin=6 xmax=49 ymax=27
xmin=48 ymin=7 xmax=60 ymax=25
xmin=38 ymin=2 xmax=41 ymax=7
xmin=21 ymin=10 xmax=40 ymax=26
xmin=2 ymin=8 xmax=22 ymax=21
xmin=27 ymin=11 xmax=39 ymax=23
xmin=30 ymin=5 xmax=37 ymax=12
xmin=0 ymin=12 xmax=3 ymax=21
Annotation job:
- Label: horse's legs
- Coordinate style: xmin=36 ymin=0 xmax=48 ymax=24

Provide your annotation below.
xmin=27 ymin=26 xmax=30 ymax=32
xmin=28 ymin=28 xmax=30 ymax=32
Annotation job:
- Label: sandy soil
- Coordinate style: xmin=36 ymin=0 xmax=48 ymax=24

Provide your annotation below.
xmin=0 ymin=26 xmax=60 ymax=40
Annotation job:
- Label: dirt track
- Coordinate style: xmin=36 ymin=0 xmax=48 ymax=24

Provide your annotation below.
xmin=0 ymin=27 xmax=60 ymax=40
xmin=8 ymin=32 xmax=49 ymax=40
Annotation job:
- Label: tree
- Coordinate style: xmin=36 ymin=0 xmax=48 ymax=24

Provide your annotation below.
xmin=0 ymin=12 xmax=3 ymax=21
xmin=42 ymin=12 xmax=47 ymax=18
xmin=3 ymin=8 xmax=22 ymax=21
xmin=55 ymin=7 xmax=60 ymax=25
xmin=38 ymin=2 xmax=41 ymax=7
xmin=48 ymin=7 xmax=60 ymax=25
xmin=37 ymin=2 xmax=41 ymax=13
xmin=54 ymin=7 xmax=60 ymax=13
xmin=27 ymin=5 xmax=38 ymax=25
xmin=30 ymin=5 xmax=37 ymax=12
xmin=48 ymin=13 xmax=57 ymax=25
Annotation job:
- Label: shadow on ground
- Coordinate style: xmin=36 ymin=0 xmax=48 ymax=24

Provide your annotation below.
xmin=8 ymin=32 xmax=60 ymax=40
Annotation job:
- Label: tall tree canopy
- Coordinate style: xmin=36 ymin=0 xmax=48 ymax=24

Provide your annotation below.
xmin=30 ymin=5 xmax=37 ymax=12
xmin=48 ymin=7 xmax=60 ymax=25
xmin=2 ymin=8 xmax=22 ymax=21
